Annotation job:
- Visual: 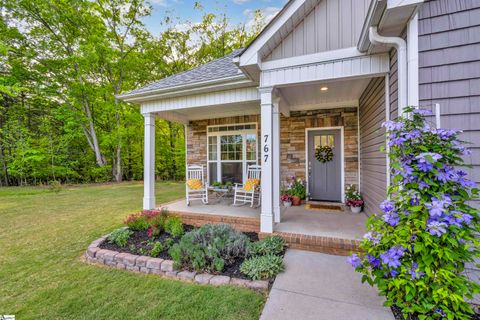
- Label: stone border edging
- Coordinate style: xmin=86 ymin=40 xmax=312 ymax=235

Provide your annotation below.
xmin=84 ymin=234 xmax=269 ymax=292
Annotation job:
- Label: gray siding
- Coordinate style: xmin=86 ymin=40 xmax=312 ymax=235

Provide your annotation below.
xmin=264 ymin=0 xmax=371 ymax=61
xmin=359 ymin=77 xmax=387 ymax=215
xmin=418 ymin=0 xmax=480 ymax=187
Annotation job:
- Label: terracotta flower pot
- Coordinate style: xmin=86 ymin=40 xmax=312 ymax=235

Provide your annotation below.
xmin=291 ymin=196 xmax=301 ymax=206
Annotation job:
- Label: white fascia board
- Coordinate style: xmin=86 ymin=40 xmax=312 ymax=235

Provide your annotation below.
xmin=239 ymin=0 xmax=306 ymax=68
xmin=117 ymin=74 xmax=249 ymax=103
xmin=261 ymin=47 xmax=365 ymax=71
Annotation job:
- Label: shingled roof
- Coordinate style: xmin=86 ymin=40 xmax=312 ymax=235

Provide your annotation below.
xmin=122 ymin=48 xmax=245 ymax=97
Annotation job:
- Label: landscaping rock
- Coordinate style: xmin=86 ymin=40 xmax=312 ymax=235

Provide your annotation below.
xmin=95 ymin=249 xmax=109 ymax=260
xmin=139 ymin=267 xmax=150 ymax=274
xmin=126 ymin=265 xmax=139 ymax=272
xmin=86 ymin=247 xmax=100 ymax=258
xmin=230 ymin=278 xmax=251 ymax=288
xmin=116 ymin=262 xmax=126 ymax=269
xmin=165 ymin=271 xmax=178 ymax=278
xmin=161 ymin=260 xmax=174 ymax=272
xmin=209 ymin=275 xmax=230 ymax=286
xmin=248 ymin=280 xmax=269 ymax=290
xmin=122 ymin=254 xmax=137 ymax=266
xmin=177 ymin=271 xmax=196 ymax=281
xmin=150 ymin=268 xmax=164 ymax=275
xmin=135 ymin=255 xmax=150 ymax=268
xmin=194 ymin=273 xmax=214 ymax=284
xmin=146 ymin=257 xmax=163 ymax=270
xmin=102 ymin=250 xmax=117 ymax=262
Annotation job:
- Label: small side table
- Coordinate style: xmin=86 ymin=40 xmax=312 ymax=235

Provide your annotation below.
xmin=208 ymin=187 xmax=233 ymax=204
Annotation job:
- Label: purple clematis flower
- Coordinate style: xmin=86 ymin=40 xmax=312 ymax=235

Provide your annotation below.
xmin=427 ymin=221 xmax=448 ymax=236
xmin=407 ymin=262 xmax=425 ymax=279
xmin=380 ymin=200 xmax=395 ymax=213
xmin=382 ymin=212 xmax=400 ymax=227
xmin=382 ymin=120 xmax=404 ymax=131
xmin=380 ymin=246 xmax=405 ymax=269
xmin=347 ymin=253 xmax=362 ymax=268
xmin=412 ymin=108 xmax=433 ymax=116
xmin=404 ymin=129 xmax=422 ymax=140
xmin=363 ymin=232 xmax=382 ymax=245
xmin=366 ymin=254 xmax=381 ymax=268
xmin=425 ymin=196 xmax=451 ymax=217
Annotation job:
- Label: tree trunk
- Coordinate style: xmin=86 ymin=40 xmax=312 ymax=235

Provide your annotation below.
xmin=0 ymin=141 xmax=9 ymax=186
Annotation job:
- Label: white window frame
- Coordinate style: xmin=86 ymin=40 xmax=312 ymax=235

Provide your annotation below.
xmin=207 ymin=123 xmax=258 ymax=185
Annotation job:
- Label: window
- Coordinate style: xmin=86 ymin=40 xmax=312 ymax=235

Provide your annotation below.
xmin=207 ymin=123 xmax=257 ymax=184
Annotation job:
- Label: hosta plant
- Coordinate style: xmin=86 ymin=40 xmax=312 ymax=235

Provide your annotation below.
xmin=240 ymin=255 xmax=284 ymax=280
xmin=248 ymin=236 xmax=286 ymax=257
xmin=348 ymin=107 xmax=479 ymax=319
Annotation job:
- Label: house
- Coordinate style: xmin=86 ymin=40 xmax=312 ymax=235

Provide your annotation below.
xmin=118 ymin=0 xmax=480 ymax=239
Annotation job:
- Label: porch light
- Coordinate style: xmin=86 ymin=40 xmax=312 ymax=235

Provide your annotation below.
xmin=320 ymin=86 xmax=328 ymax=91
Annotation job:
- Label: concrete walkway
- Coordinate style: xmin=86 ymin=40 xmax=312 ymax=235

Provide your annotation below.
xmin=260 ymin=250 xmax=394 ymax=320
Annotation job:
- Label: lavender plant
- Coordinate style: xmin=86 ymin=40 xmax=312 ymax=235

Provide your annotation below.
xmin=348 ymin=107 xmax=480 ymax=319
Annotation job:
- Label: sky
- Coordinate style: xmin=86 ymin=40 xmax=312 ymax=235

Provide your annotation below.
xmin=142 ymin=0 xmax=289 ymax=35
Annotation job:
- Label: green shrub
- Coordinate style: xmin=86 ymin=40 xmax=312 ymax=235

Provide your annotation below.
xmin=107 ymin=228 xmax=132 ymax=247
xmin=169 ymin=224 xmax=249 ymax=272
xmin=48 ymin=180 xmax=62 ymax=193
xmin=164 ymin=216 xmax=184 ymax=238
xmin=150 ymin=241 xmax=164 ymax=257
xmin=249 ymin=236 xmax=285 ymax=256
xmin=240 ymin=255 xmax=284 ymax=280
xmin=124 ymin=213 xmax=149 ymax=231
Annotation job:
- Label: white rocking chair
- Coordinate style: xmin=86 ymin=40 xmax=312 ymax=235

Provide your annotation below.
xmin=233 ymin=165 xmax=261 ymax=207
xmin=186 ymin=165 xmax=208 ymax=206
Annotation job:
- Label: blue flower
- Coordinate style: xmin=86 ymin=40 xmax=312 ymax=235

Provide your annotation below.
xmin=385 ymin=269 xmax=399 ymax=278
xmin=434 ymin=308 xmax=446 ymax=317
xmin=380 ymin=246 xmax=405 ymax=269
xmin=347 ymin=253 xmax=362 ymax=268
xmin=418 ymin=181 xmax=430 ymax=190
xmin=380 ymin=200 xmax=394 ymax=213
xmin=382 ymin=212 xmax=400 ymax=227
xmin=407 ymin=262 xmax=425 ymax=279
xmin=388 ymin=137 xmax=406 ymax=147
xmin=412 ymin=108 xmax=433 ymax=116
xmin=427 ymin=221 xmax=448 ymax=236
xmin=382 ymin=120 xmax=404 ymax=131
xmin=363 ymin=232 xmax=382 ymax=245
xmin=425 ymin=196 xmax=451 ymax=217
xmin=366 ymin=254 xmax=381 ymax=268
xmin=404 ymin=129 xmax=422 ymax=140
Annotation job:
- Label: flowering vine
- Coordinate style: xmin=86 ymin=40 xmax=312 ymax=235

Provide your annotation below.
xmin=347 ymin=107 xmax=480 ymax=319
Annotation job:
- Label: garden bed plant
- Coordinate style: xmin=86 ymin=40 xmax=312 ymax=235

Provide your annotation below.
xmin=348 ymin=107 xmax=480 ymax=320
xmin=99 ymin=209 xmax=286 ymax=281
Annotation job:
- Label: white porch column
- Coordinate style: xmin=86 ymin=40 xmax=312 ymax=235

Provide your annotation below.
xmin=143 ymin=113 xmax=156 ymax=210
xmin=272 ymin=98 xmax=281 ymax=223
xmin=260 ymin=87 xmax=274 ymax=233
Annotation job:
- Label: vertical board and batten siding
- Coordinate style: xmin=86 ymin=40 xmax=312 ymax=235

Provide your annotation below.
xmin=359 ymin=77 xmax=387 ymax=215
xmin=418 ymin=0 xmax=480 ymax=195
xmin=264 ymin=0 xmax=371 ymax=61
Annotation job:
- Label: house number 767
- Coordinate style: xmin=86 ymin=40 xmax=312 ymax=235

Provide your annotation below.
xmin=263 ymin=134 xmax=269 ymax=162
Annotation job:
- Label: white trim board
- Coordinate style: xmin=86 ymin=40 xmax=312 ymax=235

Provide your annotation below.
xmin=305 ymin=126 xmax=345 ymax=203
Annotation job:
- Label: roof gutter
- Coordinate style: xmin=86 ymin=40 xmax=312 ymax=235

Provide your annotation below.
xmin=117 ymin=74 xmax=249 ymax=103
xmin=369 ymin=26 xmax=407 ymax=116
xmin=357 ymin=0 xmax=387 ymax=52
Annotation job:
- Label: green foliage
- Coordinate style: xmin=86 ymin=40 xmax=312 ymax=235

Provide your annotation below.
xmin=169 ymin=224 xmax=249 ymax=273
xmin=124 ymin=213 xmax=149 ymax=231
xmin=108 ymin=228 xmax=132 ymax=248
xmin=288 ymin=178 xmax=306 ymax=199
xmin=240 ymin=255 xmax=284 ymax=280
xmin=0 ymin=0 xmax=266 ymax=186
xmin=48 ymin=180 xmax=62 ymax=193
xmin=248 ymin=236 xmax=285 ymax=257
xmin=351 ymin=107 xmax=480 ymax=319
xmin=164 ymin=216 xmax=184 ymax=238
xmin=150 ymin=241 xmax=164 ymax=258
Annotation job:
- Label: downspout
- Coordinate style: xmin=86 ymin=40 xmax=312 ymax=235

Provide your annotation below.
xmin=407 ymin=13 xmax=419 ymax=107
xmin=369 ymin=26 xmax=408 ymax=117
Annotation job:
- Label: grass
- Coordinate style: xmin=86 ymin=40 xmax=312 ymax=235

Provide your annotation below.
xmin=0 ymin=181 xmax=264 ymax=319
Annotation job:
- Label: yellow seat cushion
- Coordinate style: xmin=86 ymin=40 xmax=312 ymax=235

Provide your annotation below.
xmin=243 ymin=178 xmax=260 ymax=191
xmin=187 ymin=179 xmax=203 ymax=190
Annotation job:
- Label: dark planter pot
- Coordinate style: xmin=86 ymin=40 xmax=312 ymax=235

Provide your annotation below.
xmin=292 ymin=196 xmax=302 ymax=206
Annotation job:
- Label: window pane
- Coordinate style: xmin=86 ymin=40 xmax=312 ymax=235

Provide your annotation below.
xmin=221 ymin=162 xmax=243 ymax=184
xmin=208 ymin=136 xmax=217 ymax=160
xmin=246 ymin=134 xmax=257 ymax=161
xmin=221 ymin=134 xmax=242 ymax=161
xmin=209 ymin=162 xmax=218 ymax=184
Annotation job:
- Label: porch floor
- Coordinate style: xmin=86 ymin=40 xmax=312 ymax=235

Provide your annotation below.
xmin=162 ymin=199 xmax=367 ymax=241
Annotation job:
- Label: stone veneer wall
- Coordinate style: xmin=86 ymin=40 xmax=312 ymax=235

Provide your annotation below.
xmin=280 ymin=108 xmax=359 ymax=189
xmin=186 ymin=108 xmax=359 ymax=191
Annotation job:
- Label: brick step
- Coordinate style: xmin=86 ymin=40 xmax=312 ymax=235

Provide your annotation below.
xmin=143 ymin=209 xmax=260 ymax=233
xmin=259 ymin=231 xmax=361 ymax=256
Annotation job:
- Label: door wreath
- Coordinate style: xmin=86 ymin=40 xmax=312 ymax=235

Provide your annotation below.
xmin=315 ymin=145 xmax=334 ymax=163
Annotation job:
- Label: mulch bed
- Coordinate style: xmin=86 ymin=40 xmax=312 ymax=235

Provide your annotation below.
xmin=391 ymin=305 xmax=480 ymax=320
xmin=99 ymin=225 xmax=264 ymax=280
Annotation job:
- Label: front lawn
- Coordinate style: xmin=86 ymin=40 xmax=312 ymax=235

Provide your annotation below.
xmin=0 ymin=182 xmax=264 ymax=319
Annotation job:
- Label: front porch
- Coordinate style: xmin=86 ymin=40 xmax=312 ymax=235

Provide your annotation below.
xmin=161 ymin=198 xmax=366 ymax=255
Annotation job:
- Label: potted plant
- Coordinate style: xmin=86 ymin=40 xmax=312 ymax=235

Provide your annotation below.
xmin=280 ymin=194 xmax=293 ymax=207
xmin=346 ymin=199 xmax=364 ymax=213
xmin=289 ymin=178 xmax=306 ymax=206
xmin=345 ymin=184 xmax=363 ymax=213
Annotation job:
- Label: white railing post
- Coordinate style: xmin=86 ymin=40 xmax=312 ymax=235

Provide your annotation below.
xmin=260 ymin=87 xmax=274 ymax=233
xmin=273 ymin=97 xmax=281 ymax=223
xmin=143 ymin=112 xmax=156 ymax=210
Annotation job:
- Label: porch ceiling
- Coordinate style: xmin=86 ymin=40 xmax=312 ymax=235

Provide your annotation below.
xmin=278 ymin=77 xmax=371 ymax=111
xmin=156 ymin=101 xmax=260 ymax=122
